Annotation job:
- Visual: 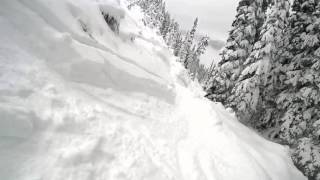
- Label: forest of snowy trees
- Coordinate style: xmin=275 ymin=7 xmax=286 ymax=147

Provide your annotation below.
xmin=128 ymin=0 xmax=211 ymax=82
xmin=205 ymin=0 xmax=320 ymax=179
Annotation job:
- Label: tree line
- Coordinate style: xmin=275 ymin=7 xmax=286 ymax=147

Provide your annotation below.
xmin=128 ymin=0 xmax=211 ymax=82
xmin=205 ymin=0 xmax=320 ymax=179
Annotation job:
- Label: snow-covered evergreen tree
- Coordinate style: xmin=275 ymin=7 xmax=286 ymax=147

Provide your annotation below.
xmin=180 ymin=18 xmax=198 ymax=65
xmin=232 ymin=0 xmax=290 ymax=128
xmin=277 ymin=0 xmax=320 ymax=178
xmin=203 ymin=61 xmax=217 ymax=89
xmin=184 ymin=45 xmax=197 ymax=75
xmin=172 ymin=31 xmax=183 ymax=56
xmin=134 ymin=0 xmax=166 ymax=29
xmin=188 ymin=18 xmax=198 ymax=44
xmin=195 ymin=36 xmax=210 ymax=58
xmin=206 ymin=0 xmax=269 ymax=105
xmin=165 ymin=20 xmax=178 ymax=46
xmin=197 ymin=64 xmax=211 ymax=84
xmin=190 ymin=36 xmax=209 ymax=79
xmin=160 ymin=12 xmax=171 ymax=39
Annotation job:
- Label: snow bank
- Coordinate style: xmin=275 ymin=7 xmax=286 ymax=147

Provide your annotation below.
xmin=0 ymin=0 xmax=306 ymax=179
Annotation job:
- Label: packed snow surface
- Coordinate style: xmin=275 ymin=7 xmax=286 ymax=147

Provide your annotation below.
xmin=0 ymin=0 xmax=306 ymax=179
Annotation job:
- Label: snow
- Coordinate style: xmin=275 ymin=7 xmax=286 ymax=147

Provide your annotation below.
xmin=0 ymin=0 xmax=306 ymax=180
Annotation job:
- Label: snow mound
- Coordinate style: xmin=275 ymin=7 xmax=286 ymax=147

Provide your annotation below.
xmin=98 ymin=0 xmax=125 ymax=19
xmin=0 ymin=0 xmax=306 ymax=180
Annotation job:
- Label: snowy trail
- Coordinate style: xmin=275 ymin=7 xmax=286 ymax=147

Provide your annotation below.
xmin=170 ymin=69 xmax=303 ymax=180
xmin=0 ymin=0 xmax=306 ymax=180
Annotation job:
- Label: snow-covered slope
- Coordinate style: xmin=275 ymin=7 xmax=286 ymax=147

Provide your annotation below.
xmin=0 ymin=0 xmax=306 ymax=180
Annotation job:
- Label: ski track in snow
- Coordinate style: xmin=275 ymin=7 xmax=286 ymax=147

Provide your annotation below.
xmin=0 ymin=0 xmax=307 ymax=180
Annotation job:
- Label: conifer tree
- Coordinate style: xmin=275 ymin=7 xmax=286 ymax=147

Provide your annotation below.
xmin=136 ymin=0 xmax=165 ymax=28
xmin=206 ymin=0 xmax=269 ymax=105
xmin=166 ymin=21 xmax=179 ymax=46
xmin=188 ymin=36 xmax=209 ymax=78
xmin=204 ymin=61 xmax=217 ymax=88
xmin=184 ymin=45 xmax=197 ymax=73
xmin=172 ymin=31 xmax=183 ymax=56
xmin=277 ymin=0 xmax=320 ymax=178
xmin=189 ymin=18 xmax=198 ymax=43
xmin=232 ymin=0 xmax=290 ymax=128
xmin=160 ymin=12 xmax=171 ymax=39
xmin=195 ymin=36 xmax=209 ymax=58
xmin=180 ymin=18 xmax=198 ymax=64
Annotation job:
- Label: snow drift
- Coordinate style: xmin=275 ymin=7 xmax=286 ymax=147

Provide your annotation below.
xmin=0 ymin=0 xmax=306 ymax=179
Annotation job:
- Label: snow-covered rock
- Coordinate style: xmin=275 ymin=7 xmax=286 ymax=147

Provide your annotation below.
xmin=0 ymin=0 xmax=306 ymax=180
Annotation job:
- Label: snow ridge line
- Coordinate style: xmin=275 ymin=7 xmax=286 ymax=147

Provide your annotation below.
xmin=17 ymin=0 xmax=168 ymax=84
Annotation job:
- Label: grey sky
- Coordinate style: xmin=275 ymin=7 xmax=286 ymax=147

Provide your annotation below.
xmin=166 ymin=0 xmax=239 ymax=65
xmin=166 ymin=0 xmax=238 ymax=41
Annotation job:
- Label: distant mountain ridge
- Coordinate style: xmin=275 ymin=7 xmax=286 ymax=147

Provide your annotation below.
xmin=208 ymin=39 xmax=224 ymax=50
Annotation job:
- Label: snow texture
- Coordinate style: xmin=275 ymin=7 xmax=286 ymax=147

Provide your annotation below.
xmin=0 ymin=0 xmax=306 ymax=179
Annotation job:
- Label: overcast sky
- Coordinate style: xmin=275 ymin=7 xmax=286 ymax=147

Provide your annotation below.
xmin=166 ymin=0 xmax=238 ymax=41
